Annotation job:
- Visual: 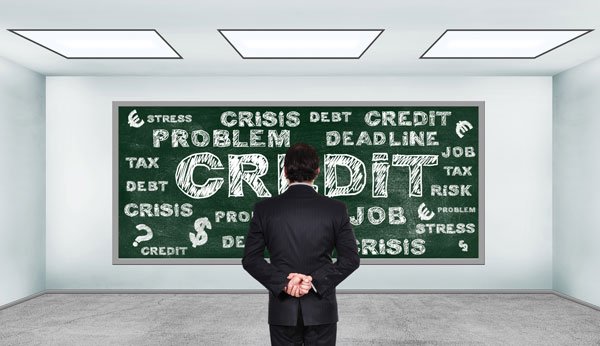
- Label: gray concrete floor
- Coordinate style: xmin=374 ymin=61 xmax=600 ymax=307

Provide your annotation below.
xmin=0 ymin=293 xmax=599 ymax=345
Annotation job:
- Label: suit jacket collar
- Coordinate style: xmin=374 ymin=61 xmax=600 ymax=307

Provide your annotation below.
xmin=283 ymin=183 xmax=319 ymax=198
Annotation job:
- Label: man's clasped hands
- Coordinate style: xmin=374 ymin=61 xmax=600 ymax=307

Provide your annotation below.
xmin=284 ymin=273 xmax=313 ymax=297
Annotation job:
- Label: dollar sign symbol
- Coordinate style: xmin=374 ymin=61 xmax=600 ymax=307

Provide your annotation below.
xmin=189 ymin=217 xmax=211 ymax=248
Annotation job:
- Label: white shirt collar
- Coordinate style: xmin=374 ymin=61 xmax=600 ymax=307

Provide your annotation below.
xmin=289 ymin=181 xmax=314 ymax=186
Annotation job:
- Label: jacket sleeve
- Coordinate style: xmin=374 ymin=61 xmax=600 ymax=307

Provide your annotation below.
xmin=309 ymin=202 xmax=360 ymax=298
xmin=242 ymin=202 xmax=289 ymax=298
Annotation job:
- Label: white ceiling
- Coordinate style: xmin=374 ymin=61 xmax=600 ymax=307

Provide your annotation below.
xmin=0 ymin=0 xmax=599 ymax=76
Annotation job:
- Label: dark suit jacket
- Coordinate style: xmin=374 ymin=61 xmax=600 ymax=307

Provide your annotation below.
xmin=242 ymin=183 xmax=360 ymax=326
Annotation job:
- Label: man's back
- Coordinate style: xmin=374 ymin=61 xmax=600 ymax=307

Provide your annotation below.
xmin=243 ymin=183 xmax=360 ymax=326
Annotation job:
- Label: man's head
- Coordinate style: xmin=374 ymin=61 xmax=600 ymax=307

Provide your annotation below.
xmin=284 ymin=142 xmax=320 ymax=183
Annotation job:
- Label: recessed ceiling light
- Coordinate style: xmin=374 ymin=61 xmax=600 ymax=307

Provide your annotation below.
xmin=421 ymin=29 xmax=593 ymax=59
xmin=218 ymin=29 xmax=383 ymax=59
xmin=8 ymin=29 xmax=182 ymax=59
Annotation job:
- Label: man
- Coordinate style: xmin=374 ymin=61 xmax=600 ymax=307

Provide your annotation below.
xmin=242 ymin=142 xmax=361 ymax=346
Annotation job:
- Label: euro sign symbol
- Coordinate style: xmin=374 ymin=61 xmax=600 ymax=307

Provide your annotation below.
xmin=190 ymin=217 xmax=211 ymax=248
xmin=455 ymin=120 xmax=473 ymax=138
xmin=127 ymin=109 xmax=145 ymax=128
xmin=417 ymin=203 xmax=435 ymax=221
xmin=458 ymin=240 xmax=468 ymax=252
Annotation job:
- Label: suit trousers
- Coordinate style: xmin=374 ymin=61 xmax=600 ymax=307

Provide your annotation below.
xmin=269 ymin=303 xmax=337 ymax=346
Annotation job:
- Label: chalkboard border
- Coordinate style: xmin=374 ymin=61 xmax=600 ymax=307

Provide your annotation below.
xmin=112 ymin=101 xmax=485 ymax=265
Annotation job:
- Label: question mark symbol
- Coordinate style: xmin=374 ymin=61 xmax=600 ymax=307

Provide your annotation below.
xmin=133 ymin=224 xmax=153 ymax=247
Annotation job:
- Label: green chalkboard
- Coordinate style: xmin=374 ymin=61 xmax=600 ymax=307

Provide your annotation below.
xmin=113 ymin=102 xmax=484 ymax=264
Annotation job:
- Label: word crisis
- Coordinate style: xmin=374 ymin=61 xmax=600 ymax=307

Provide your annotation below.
xmin=173 ymin=152 xmax=438 ymax=199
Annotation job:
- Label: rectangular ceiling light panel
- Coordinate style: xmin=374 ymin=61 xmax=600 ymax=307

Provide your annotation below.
xmin=219 ymin=29 xmax=383 ymax=58
xmin=8 ymin=29 xmax=181 ymax=59
xmin=421 ymin=30 xmax=592 ymax=59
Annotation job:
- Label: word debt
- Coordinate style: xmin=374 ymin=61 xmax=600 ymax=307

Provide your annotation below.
xmin=175 ymin=152 xmax=440 ymax=199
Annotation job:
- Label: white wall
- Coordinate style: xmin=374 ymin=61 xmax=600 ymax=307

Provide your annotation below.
xmin=0 ymin=58 xmax=45 ymax=306
xmin=46 ymin=76 xmax=552 ymax=290
xmin=554 ymin=58 xmax=600 ymax=307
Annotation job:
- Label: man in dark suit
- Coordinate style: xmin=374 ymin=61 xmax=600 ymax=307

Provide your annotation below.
xmin=242 ymin=142 xmax=360 ymax=346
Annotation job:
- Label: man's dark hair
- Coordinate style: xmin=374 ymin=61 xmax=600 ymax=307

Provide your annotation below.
xmin=284 ymin=142 xmax=320 ymax=183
